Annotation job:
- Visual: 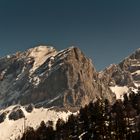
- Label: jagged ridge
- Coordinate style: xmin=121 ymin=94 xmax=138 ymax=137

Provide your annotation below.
xmin=0 ymin=46 xmax=115 ymax=110
xmin=99 ymin=48 xmax=140 ymax=99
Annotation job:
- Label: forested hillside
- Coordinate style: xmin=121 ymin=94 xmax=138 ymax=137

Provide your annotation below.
xmin=20 ymin=90 xmax=140 ymax=140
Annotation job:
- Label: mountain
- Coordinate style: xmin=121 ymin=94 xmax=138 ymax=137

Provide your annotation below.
xmin=0 ymin=46 xmax=140 ymax=140
xmin=0 ymin=45 xmax=116 ymax=140
xmin=0 ymin=46 xmax=114 ymax=110
xmin=99 ymin=48 xmax=140 ymax=99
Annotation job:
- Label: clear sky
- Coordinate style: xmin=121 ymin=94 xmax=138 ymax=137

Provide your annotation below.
xmin=0 ymin=0 xmax=140 ymax=70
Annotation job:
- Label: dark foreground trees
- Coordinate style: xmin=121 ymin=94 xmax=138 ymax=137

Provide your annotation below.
xmin=21 ymin=91 xmax=140 ymax=140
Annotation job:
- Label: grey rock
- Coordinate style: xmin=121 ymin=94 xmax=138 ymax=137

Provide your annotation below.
xmin=0 ymin=112 xmax=7 ymax=123
xmin=0 ymin=46 xmax=115 ymax=110
xmin=25 ymin=104 xmax=34 ymax=113
xmin=100 ymin=48 xmax=140 ymax=96
xmin=9 ymin=109 xmax=25 ymax=120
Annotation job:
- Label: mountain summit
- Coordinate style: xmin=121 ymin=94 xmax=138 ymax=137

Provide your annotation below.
xmin=100 ymin=48 xmax=140 ymax=99
xmin=0 ymin=46 xmax=114 ymax=110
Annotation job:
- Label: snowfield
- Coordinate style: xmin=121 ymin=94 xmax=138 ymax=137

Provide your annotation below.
xmin=110 ymin=86 xmax=129 ymax=99
xmin=110 ymin=84 xmax=139 ymax=100
xmin=0 ymin=105 xmax=72 ymax=140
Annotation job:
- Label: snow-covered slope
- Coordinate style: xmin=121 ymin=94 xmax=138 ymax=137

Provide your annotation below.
xmin=0 ymin=105 xmax=72 ymax=140
xmin=28 ymin=46 xmax=57 ymax=74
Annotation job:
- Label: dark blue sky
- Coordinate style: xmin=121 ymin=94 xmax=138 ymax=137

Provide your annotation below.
xmin=0 ymin=0 xmax=140 ymax=70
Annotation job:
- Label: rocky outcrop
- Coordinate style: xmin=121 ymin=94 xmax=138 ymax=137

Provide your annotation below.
xmin=99 ymin=64 xmax=134 ymax=87
xmin=9 ymin=108 xmax=25 ymax=120
xmin=25 ymin=104 xmax=34 ymax=113
xmin=0 ymin=112 xmax=7 ymax=123
xmin=99 ymin=48 xmax=140 ymax=99
xmin=0 ymin=46 xmax=115 ymax=110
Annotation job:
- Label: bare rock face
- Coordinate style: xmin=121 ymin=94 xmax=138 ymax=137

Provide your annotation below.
xmin=0 ymin=46 xmax=115 ymax=110
xmin=100 ymin=64 xmax=134 ymax=87
xmin=0 ymin=112 xmax=7 ymax=123
xmin=9 ymin=108 xmax=25 ymax=120
xmin=25 ymin=104 xmax=34 ymax=113
xmin=100 ymin=48 xmax=140 ymax=99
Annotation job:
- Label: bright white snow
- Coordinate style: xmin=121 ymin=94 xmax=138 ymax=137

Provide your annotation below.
xmin=132 ymin=70 xmax=140 ymax=76
xmin=0 ymin=105 xmax=72 ymax=140
xmin=28 ymin=46 xmax=57 ymax=75
xmin=110 ymin=86 xmax=129 ymax=99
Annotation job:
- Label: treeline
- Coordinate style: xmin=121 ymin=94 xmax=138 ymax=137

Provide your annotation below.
xmin=20 ymin=91 xmax=140 ymax=140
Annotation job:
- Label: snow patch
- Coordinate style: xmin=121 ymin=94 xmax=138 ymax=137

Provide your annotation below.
xmin=6 ymin=55 xmax=11 ymax=59
xmin=29 ymin=75 xmax=41 ymax=86
xmin=79 ymin=131 xmax=87 ymax=140
xmin=132 ymin=70 xmax=140 ymax=75
xmin=0 ymin=105 xmax=72 ymax=140
xmin=134 ymin=82 xmax=140 ymax=88
xmin=110 ymin=86 xmax=129 ymax=99
xmin=16 ymin=66 xmax=26 ymax=80
xmin=28 ymin=46 xmax=57 ymax=75
xmin=129 ymin=87 xmax=138 ymax=93
xmin=47 ymin=95 xmax=62 ymax=105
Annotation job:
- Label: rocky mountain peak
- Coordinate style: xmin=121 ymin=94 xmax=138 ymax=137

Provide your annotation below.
xmin=0 ymin=46 xmax=114 ymax=110
xmin=100 ymin=48 xmax=140 ymax=99
xmin=26 ymin=45 xmax=57 ymax=60
xmin=26 ymin=46 xmax=57 ymax=74
xmin=129 ymin=48 xmax=140 ymax=60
